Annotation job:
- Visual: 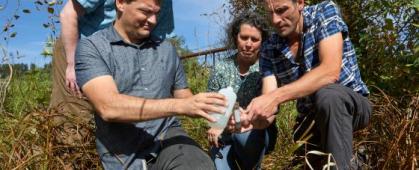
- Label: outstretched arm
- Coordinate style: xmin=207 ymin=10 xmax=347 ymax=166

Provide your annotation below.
xmin=247 ymin=33 xmax=343 ymax=121
xmin=82 ymin=75 xmax=227 ymax=123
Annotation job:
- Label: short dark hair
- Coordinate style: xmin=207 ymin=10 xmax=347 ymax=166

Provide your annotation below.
xmin=116 ymin=0 xmax=162 ymax=16
xmin=122 ymin=0 xmax=162 ymax=3
xmin=259 ymin=0 xmax=297 ymax=4
xmin=226 ymin=11 xmax=269 ymax=50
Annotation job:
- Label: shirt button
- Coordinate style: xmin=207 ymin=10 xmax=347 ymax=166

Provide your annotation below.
xmin=141 ymin=68 xmax=145 ymax=71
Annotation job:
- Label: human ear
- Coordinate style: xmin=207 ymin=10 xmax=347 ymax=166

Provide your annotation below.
xmin=115 ymin=0 xmax=125 ymax=12
xmin=298 ymin=0 xmax=304 ymax=12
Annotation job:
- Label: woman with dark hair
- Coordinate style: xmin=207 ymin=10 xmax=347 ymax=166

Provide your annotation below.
xmin=207 ymin=11 xmax=277 ymax=170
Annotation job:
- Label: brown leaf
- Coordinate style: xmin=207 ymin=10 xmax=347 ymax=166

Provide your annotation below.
xmin=47 ymin=7 xmax=54 ymax=14
xmin=10 ymin=32 xmax=17 ymax=38
xmin=22 ymin=9 xmax=31 ymax=13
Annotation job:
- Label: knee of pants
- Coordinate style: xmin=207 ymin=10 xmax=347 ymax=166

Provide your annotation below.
xmin=233 ymin=130 xmax=268 ymax=154
xmin=232 ymin=130 xmax=268 ymax=168
xmin=158 ymin=143 xmax=215 ymax=170
xmin=232 ymin=130 xmax=265 ymax=146
xmin=313 ymin=85 xmax=347 ymax=118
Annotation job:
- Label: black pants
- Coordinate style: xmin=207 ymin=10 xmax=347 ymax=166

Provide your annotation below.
xmin=294 ymin=84 xmax=371 ymax=170
xmin=98 ymin=126 xmax=215 ymax=170
xmin=148 ymin=127 xmax=215 ymax=170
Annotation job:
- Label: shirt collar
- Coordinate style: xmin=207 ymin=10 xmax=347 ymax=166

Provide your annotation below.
xmin=105 ymin=24 xmax=162 ymax=47
xmin=303 ymin=6 xmax=314 ymax=32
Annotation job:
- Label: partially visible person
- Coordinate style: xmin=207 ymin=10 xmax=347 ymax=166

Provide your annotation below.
xmin=206 ymin=11 xmax=277 ymax=170
xmin=75 ymin=0 xmax=224 ymax=169
xmin=243 ymin=0 xmax=372 ymax=169
xmin=50 ymin=0 xmax=173 ymax=126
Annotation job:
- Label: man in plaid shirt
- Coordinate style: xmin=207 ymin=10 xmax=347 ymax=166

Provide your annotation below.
xmin=243 ymin=0 xmax=372 ymax=169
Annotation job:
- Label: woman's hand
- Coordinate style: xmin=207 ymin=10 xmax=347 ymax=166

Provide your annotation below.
xmin=207 ymin=128 xmax=224 ymax=148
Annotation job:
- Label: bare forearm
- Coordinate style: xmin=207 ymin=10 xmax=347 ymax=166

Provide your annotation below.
xmin=60 ymin=0 xmax=83 ymax=66
xmin=271 ymin=33 xmax=343 ymax=104
xmin=83 ymin=76 xmax=226 ymax=123
xmin=173 ymin=88 xmax=193 ymax=98
xmin=272 ymin=64 xmax=339 ymax=104
xmin=94 ymin=93 xmax=184 ymax=123
xmin=60 ymin=17 xmax=79 ymax=66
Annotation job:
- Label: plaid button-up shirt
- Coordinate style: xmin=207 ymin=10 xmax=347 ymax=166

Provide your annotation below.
xmin=260 ymin=1 xmax=369 ymax=116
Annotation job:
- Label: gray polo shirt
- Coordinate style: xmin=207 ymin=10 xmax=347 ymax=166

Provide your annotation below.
xmin=75 ymin=25 xmax=187 ymax=156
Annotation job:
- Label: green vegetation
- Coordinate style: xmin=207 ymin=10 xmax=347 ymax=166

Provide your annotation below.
xmin=0 ymin=0 xmax=417 ymax=169
xmin=228 ymin=0 xmax=418 ymax=169
xmin=3 ymin=66 xmax=51 ymax=116
xmin=0 ymin=59 xmax=299 ymax=169
xmin=229 ymin=0 xmax=418 ymax=97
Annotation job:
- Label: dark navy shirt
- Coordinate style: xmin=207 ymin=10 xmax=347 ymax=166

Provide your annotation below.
xmin=75 ymin=25 xmax=187 ymax=158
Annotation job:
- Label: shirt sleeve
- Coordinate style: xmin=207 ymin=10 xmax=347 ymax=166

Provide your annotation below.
xmin=76 ymin=0 xmax=105 ymax=14
xmin=75 ymin=38 xmax=112 ymax=89
xmin=172 ymin=46 xmax=188 ymax=90
xmin=315 ymin=1 xmax=349 ymax=42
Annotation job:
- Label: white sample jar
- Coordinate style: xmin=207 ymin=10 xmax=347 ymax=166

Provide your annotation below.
xmin=208 ymin=86 xmax=237 ymax=129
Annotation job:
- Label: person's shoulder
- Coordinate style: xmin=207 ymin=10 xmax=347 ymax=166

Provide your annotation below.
xmin=91 ymin=27 xmax=110 ymax=38
xmin=159 ymin=38 xmax=175 ymax=49
xmin=82 ymin=28 xmax=109 ymax=44
xmin=309 ymin=1 xmax=342 ymax=20
xmin=78 ymin=27 xmax=112 ymax=55
xmin=211 ymin=54 xmax=235 ymax=72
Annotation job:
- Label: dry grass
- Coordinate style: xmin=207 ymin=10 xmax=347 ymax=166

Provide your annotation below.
xmin=0 ymin=88 xmax=417 ymax=169
xmin=0 ymin=109 xmax=101 ymax=169
xmin=0 ymin=63 xmax=12 ymax=113
xmin=353 ymin=87 xmax=418 ymax=169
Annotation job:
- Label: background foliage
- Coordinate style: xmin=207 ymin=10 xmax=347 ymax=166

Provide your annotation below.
xmin=0 ymin=0 xmax=417 ymax=169
xmin=228 ymin=0 xmax=418 ymax=169
xmin=228 ymin=0 xmax=418 ymax=97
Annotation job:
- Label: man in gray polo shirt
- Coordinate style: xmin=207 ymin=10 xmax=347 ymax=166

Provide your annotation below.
xmin=75 ymin=0 xmax=225 ymax=169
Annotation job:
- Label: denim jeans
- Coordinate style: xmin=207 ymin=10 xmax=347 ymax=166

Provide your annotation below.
xmin=210 ymin=127 xmax=276 ymax=170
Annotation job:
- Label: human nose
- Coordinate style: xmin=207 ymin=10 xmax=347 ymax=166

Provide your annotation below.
xmin=147 ymin=13 xmax=157 ymax=25
xmin=245 ymin=39 xmax=252 ymax=48
xmin=272 ymin=13 xmax=283 ymax=25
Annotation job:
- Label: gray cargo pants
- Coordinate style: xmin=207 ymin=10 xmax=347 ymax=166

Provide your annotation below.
xmin=294 ymin=84 xmax=371 ymax=170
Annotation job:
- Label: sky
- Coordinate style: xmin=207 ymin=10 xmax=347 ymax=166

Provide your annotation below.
xmin=0 ymin=0 xmax=231 ymax=67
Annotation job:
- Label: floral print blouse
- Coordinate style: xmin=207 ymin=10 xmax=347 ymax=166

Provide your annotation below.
xmin=207 ymin=54 xmax=262 ymax=108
